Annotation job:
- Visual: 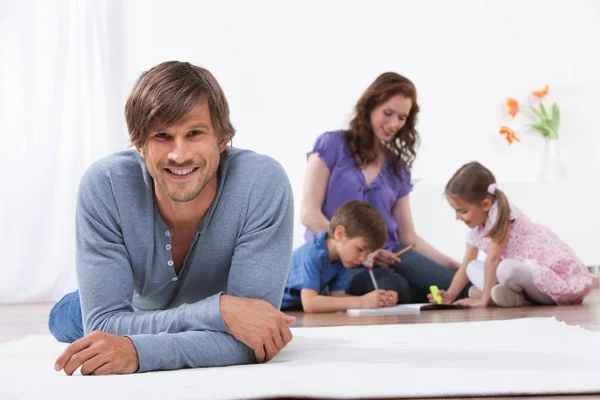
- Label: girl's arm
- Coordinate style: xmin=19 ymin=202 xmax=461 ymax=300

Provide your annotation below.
xmin=481 ymin=235 xmax=509 ymax=305
xmin=300 ymin=153 xmax=331 ymax=235
xmin=445 ymin=243 xmax=479 ymax=301
xmin=393 ymin=195 xmax=461 ymax=271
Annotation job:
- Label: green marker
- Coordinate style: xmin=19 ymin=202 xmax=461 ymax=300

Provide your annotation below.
xmin=429 ymin=285 xmax=442 ymax=304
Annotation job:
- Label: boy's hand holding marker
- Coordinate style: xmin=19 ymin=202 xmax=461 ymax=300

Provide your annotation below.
xmin=360 ymin=289 xmax=398 ymax=308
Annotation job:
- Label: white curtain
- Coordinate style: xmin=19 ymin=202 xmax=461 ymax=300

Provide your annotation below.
xmin=0 ymin=0 xmax=126 ymax=303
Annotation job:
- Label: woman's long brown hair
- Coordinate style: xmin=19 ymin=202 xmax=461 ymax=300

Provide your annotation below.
xmin=346 ymin=72 xmax=419 ymax=179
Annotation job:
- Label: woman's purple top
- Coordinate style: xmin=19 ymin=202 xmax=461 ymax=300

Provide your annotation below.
xmin=305 ymin=130 xmax=413 ymax=250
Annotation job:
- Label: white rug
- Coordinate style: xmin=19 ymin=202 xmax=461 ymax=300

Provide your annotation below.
xmin=1 ymin=318 xmax=599 ymax=399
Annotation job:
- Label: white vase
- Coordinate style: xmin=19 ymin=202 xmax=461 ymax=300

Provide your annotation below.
xmin=538 ymin=139 xmax=567 ymax=182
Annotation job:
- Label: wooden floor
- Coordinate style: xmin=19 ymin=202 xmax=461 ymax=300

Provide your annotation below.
xmin=287 ymin=288 xmax=600 ymax=331
xmin=1 ymin=289 xmax=599 ymax=400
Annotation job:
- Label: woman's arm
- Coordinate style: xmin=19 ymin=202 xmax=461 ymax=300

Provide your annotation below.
xmin=393 ymin=195 xmax=461 ymax=271
xmin=300 ymin=153 xmax=332 ymax=235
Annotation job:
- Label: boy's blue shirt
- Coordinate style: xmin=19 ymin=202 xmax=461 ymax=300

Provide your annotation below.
xmin=281 ymin=231 xmax=349 ymax=310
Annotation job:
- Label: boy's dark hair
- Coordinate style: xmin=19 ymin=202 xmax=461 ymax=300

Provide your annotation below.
xmin=328 ymin=201 xmax=387 ymax=250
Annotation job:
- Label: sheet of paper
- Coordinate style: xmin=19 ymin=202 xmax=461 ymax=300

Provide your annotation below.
xmin=346 ymin=302 xmax=463 ymax=315
xmin=346 ymin=303 xmax=427 ymax=316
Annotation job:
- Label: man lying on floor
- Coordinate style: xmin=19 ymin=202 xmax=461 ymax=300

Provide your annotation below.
xmin=48 ymin=61 xmax=295 ymax=374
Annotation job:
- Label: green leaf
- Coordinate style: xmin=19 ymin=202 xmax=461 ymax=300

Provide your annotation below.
xmin=530 ymin=106 xmax=542 ymax=118
xmin=539 ymin=102 xmax=549 ymax=119
xmin=529 ymin=122 xmax=554 ymax=138
xmin=551 ymin=103 xmax=560 ymax=133
xmin=529 ymin=122 xmax=547 ymax=131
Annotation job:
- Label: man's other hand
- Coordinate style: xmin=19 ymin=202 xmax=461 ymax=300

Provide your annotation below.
xmin=220 ymin=295 xmax=295 ymax=363
xmin=54 ymin=331 xmax=139 ymax=375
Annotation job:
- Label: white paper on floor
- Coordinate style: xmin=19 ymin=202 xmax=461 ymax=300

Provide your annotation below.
xmin=1 ymin=317 xmax=599 ymax=400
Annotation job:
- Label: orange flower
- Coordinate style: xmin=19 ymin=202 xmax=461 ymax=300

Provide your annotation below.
xmin=499 ymin=125 xmax=521 ymax=145
xmin=532 ymin=84 xmax=549 ymax=98
xmin=506 ymin=98 xmax=519 ymax=118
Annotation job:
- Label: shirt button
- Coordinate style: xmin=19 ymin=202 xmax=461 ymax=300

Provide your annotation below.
xmin=165 ymin=230 xmax=171 ymax=237
xmin=172 ymin=277 xmax=178 ymax=282
xmin=165 ymin=244 xmax=172 ymax=250
xmin=167 ymin=260 xmax=174 ymax=266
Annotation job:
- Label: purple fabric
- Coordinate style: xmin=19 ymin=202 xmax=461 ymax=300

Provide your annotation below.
xmin=305 ymin=130 xmax=413 ymax=250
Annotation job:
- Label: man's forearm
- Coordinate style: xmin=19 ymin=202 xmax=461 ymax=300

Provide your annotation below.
xmin=129 ymin=330 xmax=255 ymax=372
xmin=81 ymin=290 xmax=227 ymax=337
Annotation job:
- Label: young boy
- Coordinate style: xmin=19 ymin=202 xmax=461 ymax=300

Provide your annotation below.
xmin=281 ymin=201 xmax=398 ymax=313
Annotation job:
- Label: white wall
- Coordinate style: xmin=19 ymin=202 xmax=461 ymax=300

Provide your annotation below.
xmin=0 ymin=0 xmax=126 ymax=302
xmin=3 ymin=0 xmax=599 ymax=302
xmin=121 ymin=0 xmax=600 ymax=259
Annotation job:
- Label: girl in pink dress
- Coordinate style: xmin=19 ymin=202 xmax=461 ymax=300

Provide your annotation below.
xmin=428 ymin=161 xmax=598 ymax=307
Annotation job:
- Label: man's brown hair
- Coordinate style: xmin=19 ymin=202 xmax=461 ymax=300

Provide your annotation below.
xmin=125 ymin=61 xmax=235 ymax=151
xmin=328 ymin=201 xmax=387 ymax=250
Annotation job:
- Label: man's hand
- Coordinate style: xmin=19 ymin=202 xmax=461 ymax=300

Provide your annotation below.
xmin=220 ymin=295 xmax=295 ymax=363
xmin=54 ymin=331 xmax=139 ymax=375
xmin=364 ymin=249 xmax=401 ymax=268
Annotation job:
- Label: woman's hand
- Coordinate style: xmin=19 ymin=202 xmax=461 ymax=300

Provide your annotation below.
xmin=427 ymin=289 xmax=455 ymax=305
xmin=363 ymin=249 xmax=401 ymax=268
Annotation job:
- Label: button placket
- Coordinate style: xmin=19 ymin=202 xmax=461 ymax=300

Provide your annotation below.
xmin=164 ymin=230 xmax=173 ymax=269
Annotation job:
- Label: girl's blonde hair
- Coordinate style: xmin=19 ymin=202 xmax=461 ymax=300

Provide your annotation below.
xmin=445 ymin=161 xmax=511 ymax=241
